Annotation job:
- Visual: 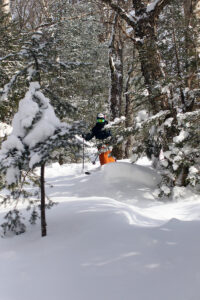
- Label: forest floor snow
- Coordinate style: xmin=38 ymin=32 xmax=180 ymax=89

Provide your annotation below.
xmin=0 ymin=157 xmax=200 ymax=300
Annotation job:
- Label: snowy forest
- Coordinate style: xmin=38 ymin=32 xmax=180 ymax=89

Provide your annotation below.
xmin=0 ymin=0 xmax=200 ymax=299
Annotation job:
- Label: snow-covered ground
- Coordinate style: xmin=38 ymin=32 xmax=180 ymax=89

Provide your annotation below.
xmin=1 ymin=158 xmax=200 ymax=300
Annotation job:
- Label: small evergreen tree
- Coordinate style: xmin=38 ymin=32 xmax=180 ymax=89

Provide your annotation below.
xmin=0 ymin=82 xmax=83 ymax=237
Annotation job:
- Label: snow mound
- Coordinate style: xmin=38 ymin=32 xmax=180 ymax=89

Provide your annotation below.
xmin=103 ymin=162 xmax=161 ymax=188
xmin=44 ymin=161 xmax=162 ymax=205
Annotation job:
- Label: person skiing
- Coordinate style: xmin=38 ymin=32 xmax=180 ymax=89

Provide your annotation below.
xmin=83 ymin=113 xmax=116 ymax=165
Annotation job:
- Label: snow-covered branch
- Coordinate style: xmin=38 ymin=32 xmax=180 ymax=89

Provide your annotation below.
xmin=136 ymin=110 xmax=171 ymax=130
xmin=101 ymin=0 xmax=136 ymax=27
xmin=0 ymin=82 xmax=84 ymax=184
xmin=0 ymin=122 xmax=12 ymax=138
xmin=104 ymin=116 xmax=126 ymax=129
xmin=101 ymin=0 xmax=171 ymax=27
xmin=0 ymin=53 xmax=16 ymax=62
xmin=147 ymin=0 xmax=172 ymax=17
xmin=59 ymin=61 xmax=93 ymax=69
xmin=0 ymin=63 xmax=33 ymax=102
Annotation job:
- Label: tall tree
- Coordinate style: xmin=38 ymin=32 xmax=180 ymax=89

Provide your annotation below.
xmin=183 ymin=0 xmax=200 ymax=107
xmin=109 ymin=13 xmax=124 ymax=119
xmin=100 ymin=0 xmax=171 ymax=113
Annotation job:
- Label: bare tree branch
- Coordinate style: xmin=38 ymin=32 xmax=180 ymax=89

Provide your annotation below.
xmin=100 ymin=0 xmax=172 ymax=26
xmin=147 ymin=0 xmax=172 ymax=18
xmin=99 ymin=0 xmax=136 ymax=27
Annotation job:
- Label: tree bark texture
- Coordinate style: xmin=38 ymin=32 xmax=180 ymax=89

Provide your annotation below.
xmin=183 ymin=0 xmax=200 ymax=105
xmin=0 ymin=0 xmax=10 ymax=14
xmin=108 ymin=13 xmax=124 ymax=159
xmin=132 ymin=0 xmax=168 ymax=113
xmin=124 ymin=54 xmax=135 ymax=158
xmin=109 ymin=13 xmax=124 ymax=120
xmin=0 ymin=0 xmax=10 ymax=23
xmin=40 ymin=163 xmax=47 ymax=237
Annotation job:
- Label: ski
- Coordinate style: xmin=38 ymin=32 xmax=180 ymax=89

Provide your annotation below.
xmin=85 ymin=171 xmax=91 ymax=175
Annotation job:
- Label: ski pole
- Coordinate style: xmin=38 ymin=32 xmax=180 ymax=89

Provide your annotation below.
xmin=92 ymin=153 xmax=99 ymax=165
xmin=82 ymin=137 xmax=85 ymax=172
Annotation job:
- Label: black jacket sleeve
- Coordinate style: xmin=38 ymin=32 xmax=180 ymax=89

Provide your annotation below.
xmin=85 ymin=131 xmax=95 ymax=141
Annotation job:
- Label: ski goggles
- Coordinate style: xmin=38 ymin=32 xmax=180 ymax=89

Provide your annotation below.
xmin=97 ymin=118 xmax=105 ymax=123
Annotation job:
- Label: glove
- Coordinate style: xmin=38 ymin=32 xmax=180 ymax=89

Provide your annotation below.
xmin=82 ymin=133 xmax=85 ymax=139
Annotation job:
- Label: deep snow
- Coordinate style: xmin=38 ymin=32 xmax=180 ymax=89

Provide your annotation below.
xmin=0 ymin=158 xmax=200 ymax=300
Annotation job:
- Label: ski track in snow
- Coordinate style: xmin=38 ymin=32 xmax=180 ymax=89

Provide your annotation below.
xmin=0 ymin=158 xmax=200 ymax=300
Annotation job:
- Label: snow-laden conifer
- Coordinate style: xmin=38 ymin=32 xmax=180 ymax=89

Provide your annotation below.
xmin=0 ymin=82 xmax=83 ymax=236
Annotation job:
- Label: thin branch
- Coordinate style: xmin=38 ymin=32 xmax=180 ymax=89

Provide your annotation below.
xmin=99 ymin=0 xmax=136 ymax=27
xmin=100 ymin=0 xmax=171 ymax=27
xmin=14 ymin=170 xmax=31 ymax=209
xmin=118 ymin=22 xmax=135 ymax=43
xmin=33 ymin=8 xmax=110 ymax=31
xmin=0 ymin=53 xmax=16 ymax=62
xmin=0 ymin=63 xmax=33 ymax=102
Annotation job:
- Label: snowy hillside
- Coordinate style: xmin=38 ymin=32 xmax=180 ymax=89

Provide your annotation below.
xmin=1 ymin=158 xmax=200 ymax=300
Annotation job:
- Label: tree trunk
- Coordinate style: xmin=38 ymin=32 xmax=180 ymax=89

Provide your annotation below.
xmin=124 ymin=53 xmax=135 ymax=158
xmin=0 ymin=0 xmax=10 ymax=14
xmin=102 ymin=0 xmax=171 ymax=114
xmin=109 ymin=13 xmax=124 ymax=159
xmin=183 ymin=0 xmax=200 ymax=110
xmin=135 ymin=19 xmax=168 ymax=113
xmin=171 ymin=17 xmax=186 ymax=108
xmin=109 ymin=13 xmax=124 ymax=119
xmin=40 ymin=163 xmax=47 ymax=237
xmin=0 ymin=0 xmax=10 ymax=24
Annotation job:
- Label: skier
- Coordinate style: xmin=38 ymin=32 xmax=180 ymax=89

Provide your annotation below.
xmin=82 ymin=113 xmax=116 ymax=165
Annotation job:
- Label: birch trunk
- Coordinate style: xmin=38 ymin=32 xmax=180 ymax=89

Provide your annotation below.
xmin=0 ymin=0 xmax=10 ymax=15
xmin=0 ymin=0 xmax=10 ymax=23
